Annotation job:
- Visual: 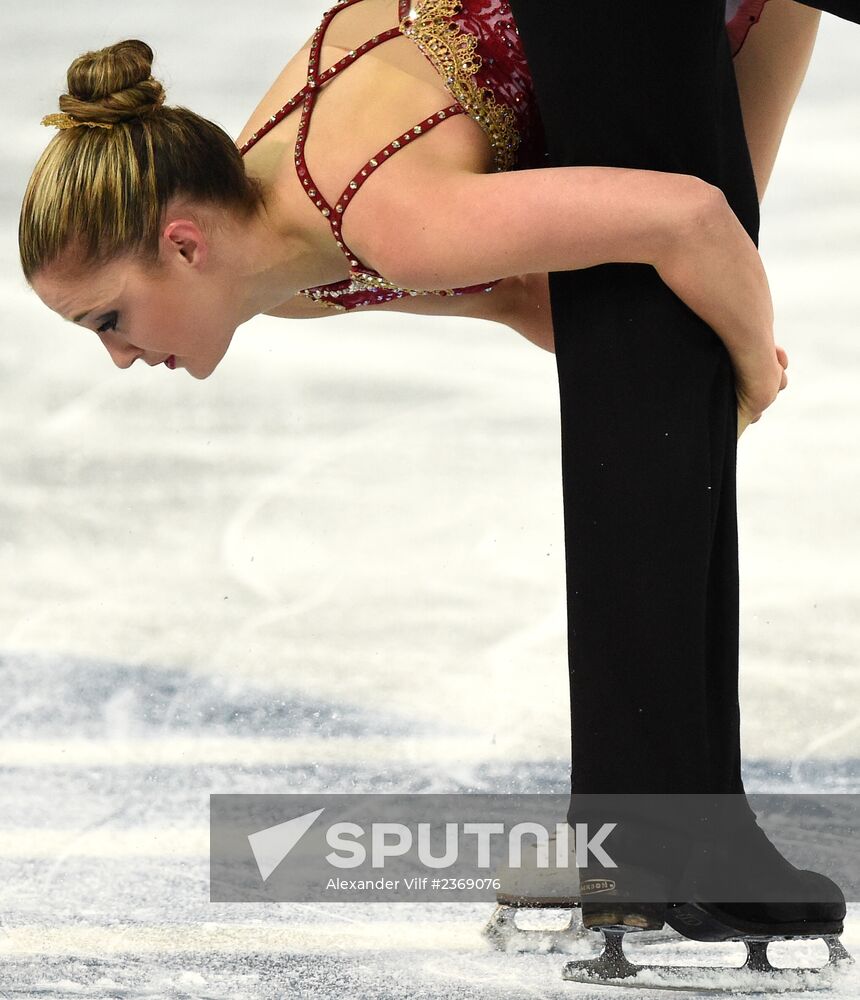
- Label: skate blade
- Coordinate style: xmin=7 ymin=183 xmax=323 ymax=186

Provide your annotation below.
xmin=561 ymin=929 xmax=855 ymax=993
xmin=482 ymin=903 xmax=589 ymax=954
xmin=496 ymin=892 xmax=581 ymax=908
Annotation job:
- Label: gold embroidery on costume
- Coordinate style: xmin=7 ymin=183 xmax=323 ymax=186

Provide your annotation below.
xmin=399 ymin=0 xmax=520 ymax=172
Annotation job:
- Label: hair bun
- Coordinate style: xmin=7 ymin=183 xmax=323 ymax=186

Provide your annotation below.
xmin=59 ymin=39 xmax=165 ymax=126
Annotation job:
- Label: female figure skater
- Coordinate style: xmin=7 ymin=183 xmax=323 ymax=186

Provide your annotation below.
xmin=18 ymin=0 xmax=852 ymax=987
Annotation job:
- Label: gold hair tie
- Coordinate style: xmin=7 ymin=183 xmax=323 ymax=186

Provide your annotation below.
xmin=41 ymin=112 xmax=113 ymax=131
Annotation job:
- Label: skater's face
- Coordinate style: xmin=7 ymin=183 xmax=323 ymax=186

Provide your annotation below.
xmin=32 ymin=216 xmax=239 ymax=380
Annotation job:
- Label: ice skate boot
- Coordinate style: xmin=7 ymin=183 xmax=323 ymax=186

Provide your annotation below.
xmin=561 ymin=817 xmax=855 ymax=992
xmin=662 ymin=818 xmax=854 ymax=990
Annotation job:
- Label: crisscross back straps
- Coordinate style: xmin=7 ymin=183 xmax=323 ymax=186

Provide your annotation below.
xmin=241 ymin=0 xmax=468 ymax=279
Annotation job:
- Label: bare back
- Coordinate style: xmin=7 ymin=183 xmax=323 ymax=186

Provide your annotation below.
xmin=235 ymin=0 xmax=496 ymax=275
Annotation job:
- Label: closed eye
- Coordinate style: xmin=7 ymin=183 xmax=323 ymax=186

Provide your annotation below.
xmin=96 ymin=313 xmax=118 ymax=335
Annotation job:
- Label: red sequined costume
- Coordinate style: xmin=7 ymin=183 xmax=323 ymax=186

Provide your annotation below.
xmin=239 ymin=0 xmax=771 ymax=313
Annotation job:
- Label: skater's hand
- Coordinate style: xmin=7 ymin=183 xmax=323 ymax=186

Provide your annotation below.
xmin=737 ymin=344 xmax=788 ymax=439
xmin=656 ymin=186 xmax=782 ymax=429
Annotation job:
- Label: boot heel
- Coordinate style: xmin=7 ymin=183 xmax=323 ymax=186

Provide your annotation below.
xmin=581 ymin=900 xmax=666 ymax=932
xmin=573 ymin=816 xmax=687 ymax=935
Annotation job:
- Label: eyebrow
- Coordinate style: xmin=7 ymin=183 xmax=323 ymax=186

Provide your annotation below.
xmin=72 ymin=308 xmax=95 ymax=323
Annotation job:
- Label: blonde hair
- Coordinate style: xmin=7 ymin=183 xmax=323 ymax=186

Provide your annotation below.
xmin=19 ymin=38 xmax=263 ymax=282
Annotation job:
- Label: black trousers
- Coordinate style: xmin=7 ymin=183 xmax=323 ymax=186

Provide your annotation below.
xmin=506 ymin=1 xmax=762 ymax=809
xmin=796 ymin=0 xmax=859 ymax=18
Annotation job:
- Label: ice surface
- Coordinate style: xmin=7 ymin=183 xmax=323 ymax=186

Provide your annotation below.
xmin=0 ymin=1 xmax=858 ymax=997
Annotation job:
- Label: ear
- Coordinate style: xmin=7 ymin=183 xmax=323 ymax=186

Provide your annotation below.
xmin=161 ymin=218 xmax=209 ymax=266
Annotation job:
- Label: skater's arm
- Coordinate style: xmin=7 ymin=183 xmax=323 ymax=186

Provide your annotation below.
xmin=374 ymin=166 xmax=782 ymax=420
xmin=734 ymin=0 xmax=821 ymax=202
xmin=372 ymin=166 xmax=707 ymax=290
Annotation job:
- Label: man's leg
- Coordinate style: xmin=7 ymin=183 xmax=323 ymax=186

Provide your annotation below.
xmin=506 ymin=1 xmax=758 ymax=803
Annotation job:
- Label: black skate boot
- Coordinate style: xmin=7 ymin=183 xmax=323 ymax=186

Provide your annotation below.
xmin=663 ymin=816 xmax=852 ymax=983
xmin=562 ymin=813 xmax=854 ymax=992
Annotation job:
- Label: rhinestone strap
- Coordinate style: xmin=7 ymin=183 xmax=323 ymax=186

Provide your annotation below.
xmin=334 ymin=104 xmax=462 ymax=224
xmin=299 ymin=290 xmax=349 ymax=311
xmin=241 ymin=0 xmax=509 ymax=304
xmin=239 ymin=89 xmax=307 ymax=156
xmin=294 ymin=1 xmax=406 ymax=277
xmin=238 ymin=0 xmax=397 ymax=157
xmin=300 ymin=274 xmax=500 ymax=311
xmin=293 ymin=1 xmax=473 ymax=292
xmin=327 ymin=103 xmax=465 ymax=290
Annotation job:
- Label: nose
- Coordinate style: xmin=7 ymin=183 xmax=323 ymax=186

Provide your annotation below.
xmin=98 ymin=332 xmax=143 ymax=370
